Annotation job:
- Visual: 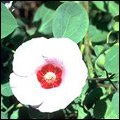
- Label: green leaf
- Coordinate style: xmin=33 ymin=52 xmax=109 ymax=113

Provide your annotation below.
xmin=114 ymin=15 xmax=119 ymax=22
xmin=111 ymin=74 xmax=119 ymax=82
xmin=92 ymin=1 xmax=119 ymax=17
xmin=26 ymin=28 xmax=36 ymax=36
xmin=116 ymin=82 xmax=119 ymax=90
xmin=92 ymin=1 xmax=106 ymax=12
xmin=105 ymin=109 xmax=118 ymax=119
xmin=1 ymin=3 xmax=18 ymax=39
xmin=94 ymin=96 xmax=119 ymax=119
xmin=1 ymin=96 xmax=4 ymax=109
xmin=107 ymin=31 xmax=119 ymax=44
xmin=94 ymin=45 xmax=104 ymax=56
xmin=104 ymin=44 xmax=119 ymax=74
xmin=1 ymin=111 xmax=8 ymax=119
xmin=95 ymin=62 xmax=106 ymax=78
xmin=16 ymin=19 xmax=26 ymax=27
xmin=10 ymin=109 xmax=19 ymax=119
xmin=1 ymin=82 xmax=13 ymax=97
xmin=52 ymin=2 xmax=89 ymax=43
xmin=112 ymin=15 xmax=119 ymax=32
xmin=89 ymin=25 xmax=108 ymax=43
xmin=113 ymin=22 xmax=119 ymax=31
xmin=80 ymin=81 xmax=89 ymax=105
xmin=77 ymin=105 xmax=87 ymax=119
xmin=96 ymin=54 xmax=105 ymax=69
xmin=8 ymin=27 xmax=26 ymax=46
xmin=84 ymin=87 xmax=106 ymax=109
xmin=34 ymin=4 xmax=55 ymax=35
xmin=108 ymin=1 xmax=119 ymax=17
xmin=104 ymin=97 xmax=118 ymax=119
xmin=93 ymin=99 xmax=107 ymax=119
xmin=112 ymin=92 xmax=119 ymax=118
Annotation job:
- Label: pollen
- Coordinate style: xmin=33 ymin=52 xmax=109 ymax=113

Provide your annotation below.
xmin=44 ymin=72 xmax=56 ymax=82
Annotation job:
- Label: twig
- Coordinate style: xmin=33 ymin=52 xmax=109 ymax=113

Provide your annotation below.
xmin=105 ymin=72 xmax=118 ymax=91
xmin=83 ymin=1 xmax=94 ymax=78
xmin=88 ymin=78 xmax=109 ymax=82
xmin=83 ymin=1 xmax=89 ymax=14
xmin=97 ymin=83 xmax=116 ymax=91
xmin=89 ymin=72 xmax=118 ymax=91
xmin=109 ymin=79 xmax=118 ymax=91
xmin=87 ymin=74 xmax=115 ymax=82
xmin=2 ymin=45 xmax=15 ymax=54
xmin=4 ymin=104 xmax=15 ymax=114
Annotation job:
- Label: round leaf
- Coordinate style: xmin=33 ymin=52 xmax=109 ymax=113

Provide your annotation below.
xmin=104 ymin=44 xmax=119 ymax=73
xmin=92 ymin=1 xmax=106 ymax=12
xmin=89 ymin=25 xmax=108 ymax=43
xmin=92 ymin=1 xmax=119 ymax=17
xmin=77 ymin=105 xmax=87 ymax=119
xmin=112 ymin=92 xmax=119 ymax=117
xmin=113 ymin=22 xmax=119 ymax=31
xmin=96 ymin=54 xmax=105 ymax=69
xmin=1 ymin=3 xmax=18 ymax=39
xmin=108 ymin=1 xmax=119 ymax=17
xmin=94 ymin=45 xmax=104 ymax=56
xmin=104 ymin=98 xmax=118 ymax=119
xmin=34 ymin=4 xmax=55 ymax=35
xmin=94 ymin=99 xmax=107 ymax=119
xmin=1 ymin=111 xmax=8 ymax=119
xmin=93 ymin=98 xmax=117 ymax=119
xmin=84 ymin=87 xmax=106 ymax=109
xmin=1 ymin=82 xmax=13 ymax=97
xmin=10 ymin=109 xmax=19 ymax=119
xmin=52 ymin=2 xmax=89 ymax=43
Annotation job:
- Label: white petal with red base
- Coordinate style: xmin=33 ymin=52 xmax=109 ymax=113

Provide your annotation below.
xmin=10 ymin=37 xmax=88 ymax=113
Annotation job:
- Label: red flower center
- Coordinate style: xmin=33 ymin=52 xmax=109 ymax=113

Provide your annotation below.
xmin=36 ymin=64 xmax=62 ymax=89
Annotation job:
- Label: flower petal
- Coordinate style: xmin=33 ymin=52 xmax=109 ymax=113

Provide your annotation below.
xmin=36 ymin=59 xmax=87 ymax=112
xmin=34 ymin=38 xmax=87 ymax=112
xmin=9 ymin=73 xmax=44 ymax=106
xmin=13 ymin=37 xmax=47 ymax=76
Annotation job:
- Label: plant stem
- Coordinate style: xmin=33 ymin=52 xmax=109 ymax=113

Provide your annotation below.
xmin=2 ymin=45 xmax=15 ymax=54
xmin=105 ymin=71 xmax=118 ymax=91
xmin=83 ymin=1 xmax=89 ymax=14
xmin=83 ymin=1 xmax=94 ymax=78
xmin=88 ymin=78 xmax=109 ymax=82
xmin=2 ymin=104 xmax=7 ymax=111
xmin=109 ymin=79 xmax=118 ymax=91
xmin=4 ymin=104 xmax=15 ymax=114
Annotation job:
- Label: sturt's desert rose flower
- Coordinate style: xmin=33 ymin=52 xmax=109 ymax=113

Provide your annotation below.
xmin=9 ymin=37 xmax=88 ymax=112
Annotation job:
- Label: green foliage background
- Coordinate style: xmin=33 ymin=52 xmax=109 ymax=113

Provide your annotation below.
xmin=1 ymin=1 xmax=119 ymax=119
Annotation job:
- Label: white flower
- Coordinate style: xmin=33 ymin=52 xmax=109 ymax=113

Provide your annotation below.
xmin=3 ymin=1 xmax=14 ymax=12
xmin=9 ymin=37 xmax=88 ymax=113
